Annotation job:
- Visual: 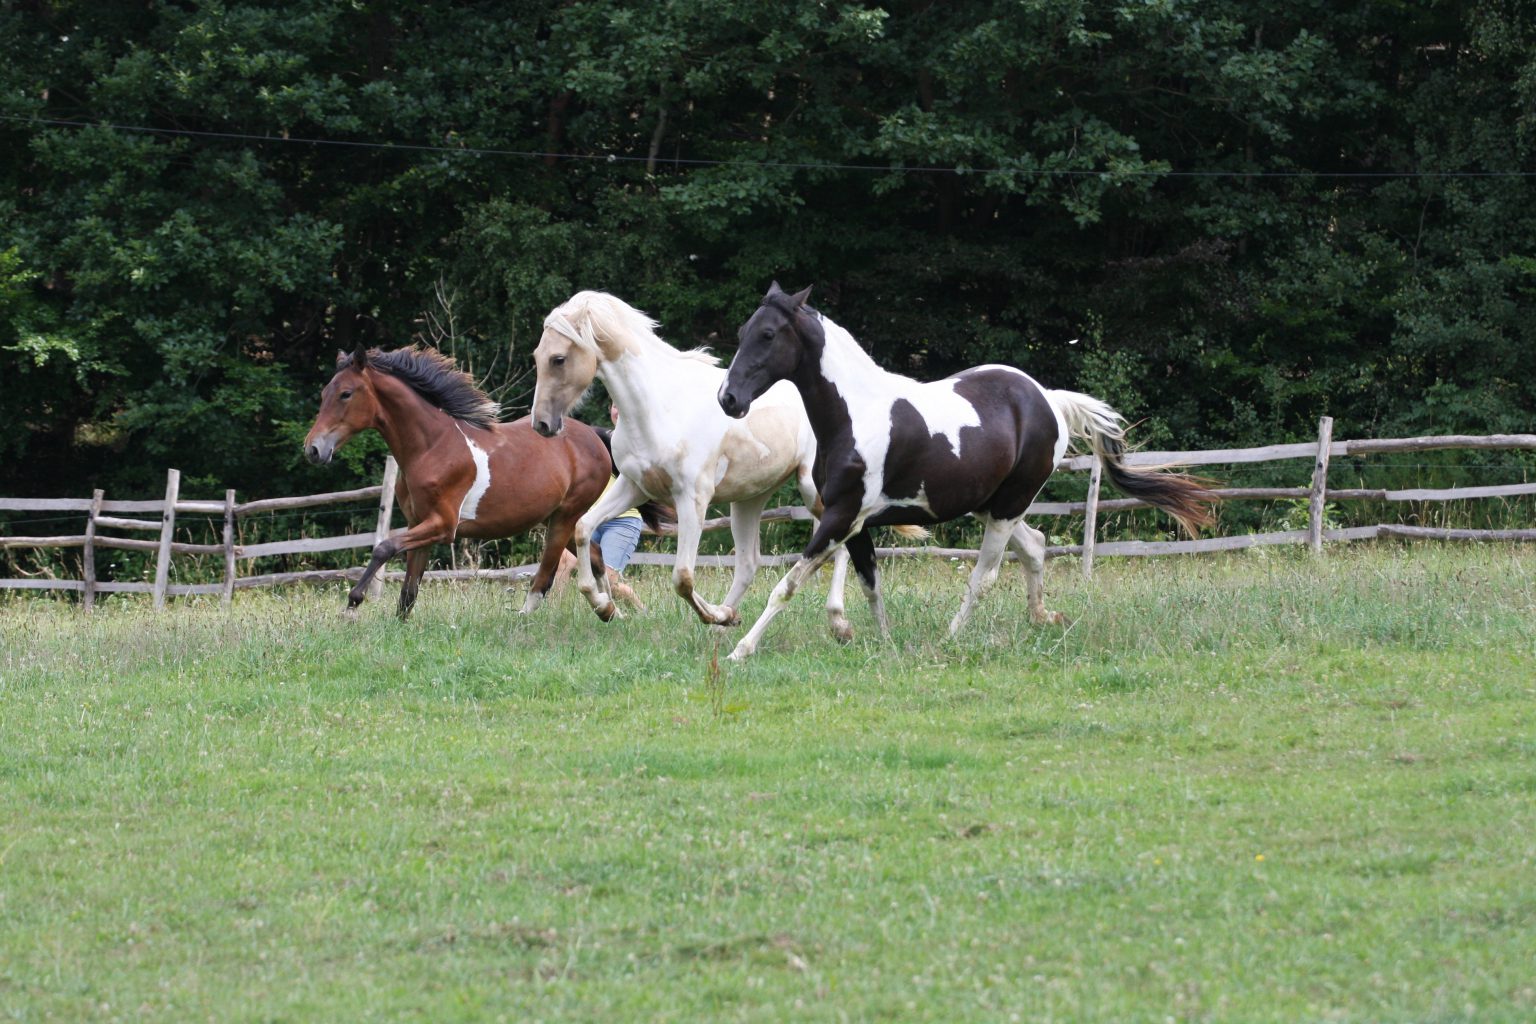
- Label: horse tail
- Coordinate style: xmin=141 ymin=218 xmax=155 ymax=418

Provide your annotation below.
xmin=590 ymin=424 xmax=676 ymax=533
xmin=891 ymin=524 xmax=931 ymax=541
xmin=1047 ymin=389 xmax=1218 ymax=537
xmin=638 ymin=500 xmax=677 ymax=533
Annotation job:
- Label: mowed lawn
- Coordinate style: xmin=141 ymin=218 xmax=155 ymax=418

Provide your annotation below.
xmin=1 ymin=544 xmax=1533 ymax=1022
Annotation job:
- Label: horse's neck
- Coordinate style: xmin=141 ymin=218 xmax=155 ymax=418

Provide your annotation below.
xmin=598 ymin=338 xmax=720 ymax=451
xmin=797 ymin=314 xmax=897 ymax=442
xmin=370 ymin=374 xmax=457 ymax=466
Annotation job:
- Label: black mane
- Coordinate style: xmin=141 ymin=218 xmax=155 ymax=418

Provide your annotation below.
xmin=346 ymin=346 xmax=500 ymax=429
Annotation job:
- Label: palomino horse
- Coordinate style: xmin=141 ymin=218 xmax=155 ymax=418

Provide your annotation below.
xmin=716 ymin=282 xmax=1218 ymax=660
xmin=303 ymin=345 xmax=614 ymax=618
xmin=531 ymin=291 xmax=873 ymax=633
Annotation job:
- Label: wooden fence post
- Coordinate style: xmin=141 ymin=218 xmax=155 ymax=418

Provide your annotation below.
xmin=1309 ymin=416 xmax=1334 ymax=554
xmin=368 ymin=456 xmax=399 ymax=601
xmin=153 ymin=468 xmax=181 ymax=610
xmin=82 ymin=488 xmax=104 ymax=611
xmin=1081 ymin=454 xmax=1103 ymax=578
xmin=221 ymin=488 xmax=238 ymax=608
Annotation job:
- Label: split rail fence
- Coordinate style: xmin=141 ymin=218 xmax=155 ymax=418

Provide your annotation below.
xmin=3 ymin=418 xmax=1533 ymax=607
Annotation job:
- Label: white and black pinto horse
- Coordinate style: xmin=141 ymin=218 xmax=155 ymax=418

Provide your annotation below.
xmin=716 ymin=282 xmax=1217 ymax=660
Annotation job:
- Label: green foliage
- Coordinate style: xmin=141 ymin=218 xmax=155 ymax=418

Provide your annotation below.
xmin=3 ymin=1 xmax=1534 ymax=498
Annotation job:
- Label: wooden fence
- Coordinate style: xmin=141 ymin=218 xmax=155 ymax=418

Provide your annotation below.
xmin=0 ymin=460 xmax=401 ymax=608
xmin=3 ymin=418 xmax=1534 ymax=605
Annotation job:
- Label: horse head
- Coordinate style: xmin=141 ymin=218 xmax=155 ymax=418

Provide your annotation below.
xmin=717 ymin=281 xmax=813 ymax=419
xmin=304 ymin=347 xmax=380 ymax=464
xmin=531 ymin=298 xmax=603 ymax=437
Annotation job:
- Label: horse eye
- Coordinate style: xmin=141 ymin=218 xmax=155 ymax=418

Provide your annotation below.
xmin=551 ymin=355 xmax=566 ymax=367
xmin=340 ymin=390 xmax=354 ymax=401
xmin=763 ymin=328 xmax=777 ymax=340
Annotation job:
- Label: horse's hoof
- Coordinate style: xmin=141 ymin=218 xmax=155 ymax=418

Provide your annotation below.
xmin=727 ymin=643 xmax=753 ymax=662
xmin=832 ymin=625 xmax=854 ymax=645
xmin=342 ymin=606 xmax=360 ymax=622
xmin=719 ymin=607 xmax=742 ymax=627
xmin=595 ymin=602 xmax=620 ymax=623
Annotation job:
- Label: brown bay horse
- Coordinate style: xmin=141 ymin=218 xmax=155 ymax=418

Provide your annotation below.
xmin=303 ymin=346 xmax=614 ymax=618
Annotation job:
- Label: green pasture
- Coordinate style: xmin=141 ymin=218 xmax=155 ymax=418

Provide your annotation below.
xmin=2 ymin=544 xmax=1534 ymax=1022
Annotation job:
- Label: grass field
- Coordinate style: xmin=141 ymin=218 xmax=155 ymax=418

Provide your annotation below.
xmin=2 ymin=544 xmax=1534 ymax=1022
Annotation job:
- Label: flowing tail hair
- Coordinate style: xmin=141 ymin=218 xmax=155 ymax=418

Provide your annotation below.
xmin=1048 ymin=390 xmax=1218 ymax=537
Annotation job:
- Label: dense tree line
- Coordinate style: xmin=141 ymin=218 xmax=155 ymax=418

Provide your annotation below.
xmin=3 ymin=0 xmax=1533 ymax=499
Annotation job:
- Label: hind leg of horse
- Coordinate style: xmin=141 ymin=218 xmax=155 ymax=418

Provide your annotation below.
xmin=670 ymin=494 xmax=735 ymax=626
xmin=948 ymin=516 xmax=1014 ymax=637
xmin=1009 ymin=521 xmax=1067 ymax=626
xmin=717 ymin=494 xmax=772 ymax=625
xmin=397 ymin=547 xmax=430 ymax=620
xmin=845 ymin=529 xmax=889 ymax=639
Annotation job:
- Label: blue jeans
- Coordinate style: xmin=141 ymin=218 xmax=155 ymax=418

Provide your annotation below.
xmin=592 ymin=517 xmax=643 ymax=573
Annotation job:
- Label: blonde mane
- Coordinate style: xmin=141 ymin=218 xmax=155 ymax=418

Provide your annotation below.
xmin=544 ymin=291 xmax=719 ymax=365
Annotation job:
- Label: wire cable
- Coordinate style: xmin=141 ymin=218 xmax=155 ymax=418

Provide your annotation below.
xmin=5 ymin=114 xmax=1534 ymax=178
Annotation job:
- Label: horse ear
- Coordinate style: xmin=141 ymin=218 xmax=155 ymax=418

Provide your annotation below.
xmin=765 ymin=280 xmax=783 ymax=298
xmin=789 ymin=284 xmax=813 ymax=308
xmin=335 ymin=349 xmax=349 ymax=368
xmin=351 ymin=346 xmax=369 ymax=368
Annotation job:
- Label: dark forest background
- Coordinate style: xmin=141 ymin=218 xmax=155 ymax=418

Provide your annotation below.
xmin=3 ymin=0 xmax=1534 ymax=500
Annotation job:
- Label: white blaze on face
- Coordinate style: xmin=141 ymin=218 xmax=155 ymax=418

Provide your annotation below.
xmin=457 ymin=426 xmax=493 ymax=522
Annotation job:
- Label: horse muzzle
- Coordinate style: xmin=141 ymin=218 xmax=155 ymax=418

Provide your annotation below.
xmin=717 ymin=383 xmax=750 ymax=419
xmin=304 ymin=435 xmax=337 ymax=465
xmin=532 ymin=413 xmax=565 ymax=438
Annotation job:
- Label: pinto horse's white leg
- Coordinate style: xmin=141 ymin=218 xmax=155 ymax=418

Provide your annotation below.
xmin=824 ymin=547 xmax=853 ymax=643
xmin=670 ymin=494 xmax=734 ymax=626
xmin=1009 ymin=521 xmax=1068 ymax=626
xmin=570 ymin=509 xmax=610 ymax=620
xmin=572 ymin=474 xmax=649 ymax=622
xmin=948 ymin=516 xmax=1014 ymax=637
xmin=718 ymin=493 xmax=771 ymax=625
xmin=729 ymin=546 xmax=840 ymax=661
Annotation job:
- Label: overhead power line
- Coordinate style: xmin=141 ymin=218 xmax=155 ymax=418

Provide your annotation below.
xmin=4 ymin=114 xmax=1533 ymax=179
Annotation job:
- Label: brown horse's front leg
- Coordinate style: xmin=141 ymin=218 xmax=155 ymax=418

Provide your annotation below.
xmin=348 ymin=517 xmax=452 ymax=614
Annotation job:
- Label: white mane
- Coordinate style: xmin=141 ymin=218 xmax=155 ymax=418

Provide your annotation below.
xmin=814 ymin=311 xmax=896 ymax=385
xmin=545 ymin=290 xmax=719 ymax=365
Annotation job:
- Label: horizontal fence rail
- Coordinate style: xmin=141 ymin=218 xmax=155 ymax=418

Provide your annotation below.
xmin=2 ymin=419 xmax=1533 ymax=605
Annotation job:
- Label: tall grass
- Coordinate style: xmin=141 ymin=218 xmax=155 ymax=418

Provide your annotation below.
xmin=2 ymin=544 xmax=1534 ymax=1022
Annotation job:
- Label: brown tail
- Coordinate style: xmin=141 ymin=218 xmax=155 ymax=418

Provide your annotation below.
xmin=638 ymin=500 xmax=677 ymax=533
xmin=1049 ymin=389 xmax=1218 ymax=537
